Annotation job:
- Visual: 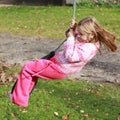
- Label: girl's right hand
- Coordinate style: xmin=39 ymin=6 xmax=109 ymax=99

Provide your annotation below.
xmin=65 ymin=20 xmax=77 ymax=37
xmin=70 ymin=19 xmax=77 ymax=29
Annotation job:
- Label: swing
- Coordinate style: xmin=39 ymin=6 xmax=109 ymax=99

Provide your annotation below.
xmin=11 ymin=0 xmax=77 ymax=95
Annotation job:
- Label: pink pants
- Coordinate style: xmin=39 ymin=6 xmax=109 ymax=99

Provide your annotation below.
xmin=11 ymin=59 xmax=66 ymax=107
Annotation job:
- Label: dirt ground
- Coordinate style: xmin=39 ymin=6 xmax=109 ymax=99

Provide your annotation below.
xmin=0 ymin=33 xmax=120 ymax=84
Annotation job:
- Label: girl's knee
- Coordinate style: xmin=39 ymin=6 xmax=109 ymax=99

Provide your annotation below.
xmin=24 ymin=61 xmax=35 ymax=68
xmin=22 ymin=60 xmax=39 ymax=73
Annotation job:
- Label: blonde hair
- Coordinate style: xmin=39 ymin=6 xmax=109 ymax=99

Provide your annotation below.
xmin=77 ymin=16 xmax=117 ymax=52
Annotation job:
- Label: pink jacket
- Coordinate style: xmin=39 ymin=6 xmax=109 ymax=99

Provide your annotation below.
xmin=53 ymin=36 xmax=100 ymax=75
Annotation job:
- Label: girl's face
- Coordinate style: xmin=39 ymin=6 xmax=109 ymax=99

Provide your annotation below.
xmin=76 ymin=26 xmax=95 ymax=43
xmin=77 ymin=31 xmax=90 ymax=43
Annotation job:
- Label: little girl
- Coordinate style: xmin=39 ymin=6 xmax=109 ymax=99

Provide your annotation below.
xmin=8 ymin=16 xmax=117 ymax=107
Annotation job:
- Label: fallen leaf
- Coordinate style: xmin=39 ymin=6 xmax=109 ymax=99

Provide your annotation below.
xmin=44 ymin=104 xmax=50 ymax=109
xmin=11 ymin=112 xmax=16 ymax=117
xmin=7 ymin=76 xmax=13 ymax=82
xmin=0 ymin=72 xmax=6 ymax=83
xmin=2 ymin=64 xmax=10 ymax=71
xmin=54 ymin=112 xmax=59 ymax=117
xmin=19 ymin=107 xmax=27 ymax=113
xmin=80 ymin=110 xmax=85 ymax=113
xmin=62 ymin=113 xmax=70 ymax=120
xmin=82 ymin=113 xmax=92 ymax=117
xmin=117 ymin=117 xmax=120 ymax=120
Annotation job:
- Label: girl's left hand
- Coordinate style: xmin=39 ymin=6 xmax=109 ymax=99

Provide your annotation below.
xmin=65 ymin=28 xmax=75 ymax=38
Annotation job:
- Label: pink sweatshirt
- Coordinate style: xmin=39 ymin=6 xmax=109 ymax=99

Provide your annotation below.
xmin=53 ymin=36 xmax=100 ymax=75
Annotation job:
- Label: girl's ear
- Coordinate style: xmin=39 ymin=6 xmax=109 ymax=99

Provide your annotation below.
xmin=89 ymin=32 xmax=95 ymax=40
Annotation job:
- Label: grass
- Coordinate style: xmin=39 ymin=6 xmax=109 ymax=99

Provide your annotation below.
xmin=0 ymin=5 xmax=120 ymax=41
xmin=0 ymin=5 xmax=120 ymax=120
xmin=0 ymin=79 xmax=120 ymax=120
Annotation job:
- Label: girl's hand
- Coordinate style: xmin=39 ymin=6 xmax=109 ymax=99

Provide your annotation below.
xmin=65 ymin=19 xmax=77 ymax=37
xmin=70 ymin=19 xmax=77 ymax=29
xmin=65 ymin=28 xmax=75 ymax=37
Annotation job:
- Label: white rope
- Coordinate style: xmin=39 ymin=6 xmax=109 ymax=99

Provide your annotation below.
xmin=73 ymin=0 xmax=76 ymax=20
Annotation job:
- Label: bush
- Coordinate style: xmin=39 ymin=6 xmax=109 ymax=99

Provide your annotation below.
xmin=77 ymin=0 xmax=120 ymax=8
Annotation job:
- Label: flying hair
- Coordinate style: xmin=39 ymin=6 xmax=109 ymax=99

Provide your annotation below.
xmin=77 ymin=16 xmax=117 ymax=52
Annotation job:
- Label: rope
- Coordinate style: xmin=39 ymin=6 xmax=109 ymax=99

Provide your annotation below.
xmin=73 ymin=0 xmax=76 ymax=20
xmin=54 ymin=0 xmax=77 ymax=52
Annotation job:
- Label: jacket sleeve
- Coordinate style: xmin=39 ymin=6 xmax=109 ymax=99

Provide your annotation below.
xmin=63 ymin=37 xmax=98 ymax=63
xmin=63 ymin=36 xmax=80 ymax=62
xmin=77 ymin=43 xmax=97 ymax=62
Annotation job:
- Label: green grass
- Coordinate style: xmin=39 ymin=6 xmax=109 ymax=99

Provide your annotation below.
xmin=0 ymin=5 xmax=120 ymax=120
xmin=0 ymin=79 xmax=120 ymax=120
xmin=0 ymin=5 xmax=120 ymax=41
